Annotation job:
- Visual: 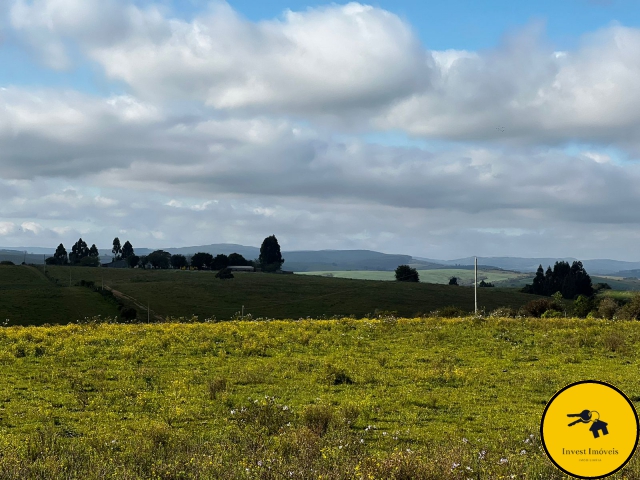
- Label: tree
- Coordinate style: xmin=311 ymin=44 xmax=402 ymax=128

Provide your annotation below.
xmin=171 ymin=254 xmax=188 ymax=269
xmin=121 ymin=241 xmax=134 ymax=259
xmin=532 ymin=265 xmax=545 ymax=295
xmin=211 ymin=254 xmax=229 ymax=270
xmin=449 ymin=277 xmax=459 ymax=286
xmin=52 ymin=243 xmax=68 ymax=265
xmin=259 ymin=235 xmax=284 ymax=271
xmin=479 ymin=280 xmax=494 ymax=287
xmin=395 ymin=265 xmax=419 ymax=282
xmin=70 ymin=238 xmax=89 ymax=264
xmin=191 ymin=252 xmax=214 ymax=270
xmin=139 ymin=255 xmax=148 ymax=269
xmin=228 ymin=253 xmax=249 ymax=266
xmin=127 ymin=254 xmax=140 ymax=268
xmin=147 ymin=250 xmax=171 ymax=269
xmin=89 ymin=244 xmax=100 ymax=257
xmin=112 ymin=237 xmax=122 ymax=260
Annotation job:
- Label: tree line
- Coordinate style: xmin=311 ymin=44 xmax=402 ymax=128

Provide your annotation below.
xmin=521 ymin=261 xmax=594 ymax=299
xmin=45 ymin=234 xmax=286 ymax=272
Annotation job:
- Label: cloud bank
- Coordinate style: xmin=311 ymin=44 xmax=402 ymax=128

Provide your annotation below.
xmin=2 ymin=1 xmax=640 ymax=259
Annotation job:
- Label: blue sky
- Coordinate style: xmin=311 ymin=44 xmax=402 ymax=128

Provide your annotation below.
xmin=3 ymin=0 xmax=640 ymax=259
xmin=3 ymin=0 xmax=639 ymax=94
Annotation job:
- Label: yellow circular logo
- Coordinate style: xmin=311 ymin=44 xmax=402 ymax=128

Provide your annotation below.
xmin=541 ymin=380 xmax=639 ymax=479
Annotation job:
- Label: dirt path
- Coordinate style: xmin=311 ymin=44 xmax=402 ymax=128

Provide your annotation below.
xmin=104 ymin=286 xmax=165 ymax=322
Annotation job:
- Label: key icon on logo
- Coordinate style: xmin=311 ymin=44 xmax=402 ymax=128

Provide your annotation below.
xmin=567 ymin=410 xmax=609 ymax=438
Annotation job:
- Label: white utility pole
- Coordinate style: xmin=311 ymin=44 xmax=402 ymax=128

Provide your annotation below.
xmin=474 ymin=257 xmax=478 ymax=315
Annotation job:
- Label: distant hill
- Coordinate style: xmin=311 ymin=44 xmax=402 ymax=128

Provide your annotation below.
xmin=6 ymin=244 xmax=640 ymax=275
xmin=416 ymin=256 xmax=640 ymax=275
xmin=282 ymin=250 xmax=435 ymax=272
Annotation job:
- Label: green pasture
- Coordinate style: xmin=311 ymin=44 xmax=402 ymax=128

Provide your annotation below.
xmin=0 ymin=317 xmax=638 ymax=478
xmin=299 ymin=268 xmax=530 ymax=286
xmin=0 ymin=265 xmax=119 ymax=325
xmin=38 ymin=265 xmax=542 ymax=323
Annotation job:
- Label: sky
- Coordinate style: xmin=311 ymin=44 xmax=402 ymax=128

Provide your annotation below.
xmin=2 ymin=0 xmax=640 ymax=260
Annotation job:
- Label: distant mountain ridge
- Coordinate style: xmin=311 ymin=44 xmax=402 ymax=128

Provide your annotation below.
xmin=3 ymin=245 xmax=640 ymax=275
xmin=416 ymin=256 xmax=640 ymax=275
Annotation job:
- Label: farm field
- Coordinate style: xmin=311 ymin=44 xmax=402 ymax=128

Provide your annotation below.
xmin=0 ymin=265 xmax=119 ymax=325
xmin=36 ymin=265 xmax=545 ymax=323
xmin=0 ymin=317 xmax=639 ymax=478
xmin=299 ymin=268 xmax=530 ymax=286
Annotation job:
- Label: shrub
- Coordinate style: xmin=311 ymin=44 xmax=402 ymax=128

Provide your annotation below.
xmin=603 ymin=331 xmax=625 ymax=352
xmin=324 ymin=364 xmax=354 ymax=385
xmin=395 ymin=265 xmax=419 ymax=282
xmin=119 ymin=307 xmax=137 ymax=321
xmin=571 ymin=295 xmax=594 ymax=318
xmin=215 ymin=268 xmax=234 ymax=280
xmin=488 ymin=307 xmax=517 ymax=318
xmin=207 ymin=377 xmax=227 ymax=400
xmin=448 ymin=277 xmax=458 ymax=286
xmin=435 ymin=306 xmax=466 ymax=318
xmin=597 ymin=297 xmax=619 ymax=320
xmin=617 ymin=293 xmax=640 ymax=320
xmin=0 ymin=261 xmax=14 ymax=265
xmin=233 ymin=396 xmax=294 ymax=435
xmin=302 ymin=404 xmax=334 ymax=436
xmin=520 ymin=298 xmax=562 ymax=318
xmin=541 ymin=310 xmax=563 ymax=319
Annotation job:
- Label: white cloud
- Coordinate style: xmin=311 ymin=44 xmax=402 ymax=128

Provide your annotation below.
xmin=10 ymin=1 xmax=430 ymax=114
xmin=0 ymin=222 xmax=16 ymax=236
xmin=375 ymin=24 xmax=640 ymax=147
xmin=21 ymin=221 xmax=43 ymax=234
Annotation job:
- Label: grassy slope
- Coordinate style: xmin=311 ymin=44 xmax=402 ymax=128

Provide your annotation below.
xmin=0 ymin=266 xmax=119 ymax=325
xmin=299 ymin=268 xmax=530 ymax=286
xmin=41 ymin=266 xmax=543 ymax=321
xmin=0 ymin=318 xmax=638 ymax=478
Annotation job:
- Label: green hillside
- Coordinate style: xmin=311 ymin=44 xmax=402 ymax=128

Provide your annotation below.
xmin=39 ymin=266 xmax=543 ymax=322
xmin=0 ymin=265 xmax=119 ymax=325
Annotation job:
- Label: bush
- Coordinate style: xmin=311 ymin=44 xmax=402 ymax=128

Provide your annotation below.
xmin=430 ymin=306 xmax=467 ymax=318
xmin=520 ymin=298 xmax=562 ymax=318
xmin=215 ymin=268 xmax=234 ymax=279
xmin=571 ymin=295 xmax=594 ymax=318
xmin=597 ymin=297 xmax=619 ymax=320
xmin=207 ymin=377 xmax=227 ymax=400
xmin=78 ymin=256 xmax=100 ymax=267
xmin=617 ymin=293 xmax=640 ymax=320
xmin=119 ymin=307 xmax=137 ymax=321
xmin=233 ymin=396 xmax=294 ymax=435
xmin=488 ymin=307 xmax=517 ymax=318
xmin=302 ymin=404 xmax=334 ymax=436
xmin=0 ymin=261 xmax=14 ymax=265
xmin=541 ymin=310 xmax=563 ymax=319
xmin=448 ymin=277 xmax=458 ymax=286
xmin=395 ymin=265 xmax=419 ymax=282
xmin=324 ymin=364 xmax=354 ymax=385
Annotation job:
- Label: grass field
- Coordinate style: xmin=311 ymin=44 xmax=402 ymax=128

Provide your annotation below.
xmin=0 ymin=265 xmax=119 ymax=325
xmin=34 ymin=265 xmax=547 ymax=323
xmin=0 ymin=317 xmax=638 ymax=478
xmin=299 ymin=268 xmax=530 ymax=286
